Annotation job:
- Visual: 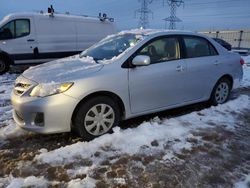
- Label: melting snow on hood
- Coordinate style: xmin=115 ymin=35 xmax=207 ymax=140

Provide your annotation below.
xmin=22 ymin=55 xmax=103 ymax=83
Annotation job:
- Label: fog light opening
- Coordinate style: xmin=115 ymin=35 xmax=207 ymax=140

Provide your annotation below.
xmin=34 ymin=112 xmax=44 ymax=127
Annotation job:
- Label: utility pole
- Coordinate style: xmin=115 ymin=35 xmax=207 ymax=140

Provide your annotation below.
xmin=135 ymin=0 xmax=154 ymax=29
xmin=163 ymin=0 xmax=184 ymax=30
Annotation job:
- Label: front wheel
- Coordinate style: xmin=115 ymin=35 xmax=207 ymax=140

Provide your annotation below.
xmin=73 ymin=96 xmax=120 ymax=140
xmin=0 ymin=57 xmax=9 ymax=75
xmin=210 ymin=78 xmax=231 ymax=105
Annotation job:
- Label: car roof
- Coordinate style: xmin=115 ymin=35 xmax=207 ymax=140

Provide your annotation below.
xmin=116 ymin=29 xmax=209 ymax=39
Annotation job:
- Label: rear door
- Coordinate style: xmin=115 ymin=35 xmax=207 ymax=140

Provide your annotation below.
xmin=181 ymin=36 xmax=221 ymax=101
xmin=129 ymin=36 xmax=187 ymax=114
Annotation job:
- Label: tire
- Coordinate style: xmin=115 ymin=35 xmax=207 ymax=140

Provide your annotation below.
xmin=210 ymin=78 xmax=232 ymax=105
xmin=73 ymin=96 xmax=120 ymax=141
xmin=0 ymin=57 xmax=9 ymax=75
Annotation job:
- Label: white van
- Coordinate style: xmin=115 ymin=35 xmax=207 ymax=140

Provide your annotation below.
xmin=0 ymin=11 xmax=116 ymax=74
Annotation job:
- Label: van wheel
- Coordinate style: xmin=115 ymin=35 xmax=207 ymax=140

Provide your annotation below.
xmin=0 ymin=57 xmax=9 ymax=75
xmin=210 ymin=78 xmax=231 ymax=105
xmin=73 ymin=96 xmax=120 ymax=141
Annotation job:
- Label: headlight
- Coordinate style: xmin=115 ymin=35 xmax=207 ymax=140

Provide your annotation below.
xmin=30 ymin=82 xmax=73 ymax=97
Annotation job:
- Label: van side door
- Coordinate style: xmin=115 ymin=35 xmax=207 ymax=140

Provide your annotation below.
xmin=0 ymin=17 xmax=37 ymax=64
xmin=35 ymin=16 xmax=77 ymax=60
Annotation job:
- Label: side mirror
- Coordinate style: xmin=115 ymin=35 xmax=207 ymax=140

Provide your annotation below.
xmin=132 ymin=55 xmax=150 ymax=66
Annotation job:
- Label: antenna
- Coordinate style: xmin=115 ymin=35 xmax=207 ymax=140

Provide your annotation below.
xmin=135 ymin=0 xmax=154 ymax=29
xmin=163 ymin=0 xmax=184 ymax=29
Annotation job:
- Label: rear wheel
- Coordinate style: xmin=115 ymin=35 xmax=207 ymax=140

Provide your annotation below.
xmin=0 ymin=57 xmax=9 ymax=75
xmin=73 ymin=96 xmax=120 ymax=140
xmin=210 ymin=78 xmax=231 ymax=105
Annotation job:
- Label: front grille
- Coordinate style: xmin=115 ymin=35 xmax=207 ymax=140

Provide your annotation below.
xmin=14 ymin=82 xmax=31 ymax=96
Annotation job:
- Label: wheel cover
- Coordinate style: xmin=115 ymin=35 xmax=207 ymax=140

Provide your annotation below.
xmin=84 ymin=104 xmax=115 ymax=136
xmin=0 ymin=60 xmax=6 ymax=72
xmin=215 ymin=82 xmax=229 ymax=104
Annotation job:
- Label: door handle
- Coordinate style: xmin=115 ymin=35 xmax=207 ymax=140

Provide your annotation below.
xmin=213 ymin=60 xmax=220 ymax=65
xmin=176 ymin=65 xmax=184 ymax=72
xmin=27 ymin=39 xmax=35 ymax=42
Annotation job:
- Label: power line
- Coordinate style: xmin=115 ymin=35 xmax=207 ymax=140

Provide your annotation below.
xmin=163 ymin=0 xmax=184 ymax=29
xmin=135 ymin=0 xmax=154 ymax=29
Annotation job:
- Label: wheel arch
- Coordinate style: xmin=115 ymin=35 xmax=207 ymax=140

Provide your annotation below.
xmin=210 ymin=74 xmax=234 ymax=99
xmin=0 ymin=51 xmax=14 ymax=65
xmin=71 ymin=91 xmax=126 ymax=126
xmin=217 ymin=74 xmax=233 ymax=89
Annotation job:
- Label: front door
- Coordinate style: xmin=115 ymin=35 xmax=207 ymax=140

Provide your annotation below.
xmin=0 ymin=18 xmax=37 ymax=63
xmin=129 ymin=36 xmax=187 ymax=114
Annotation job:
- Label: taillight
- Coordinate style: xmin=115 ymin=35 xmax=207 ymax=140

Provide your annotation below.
xmin=240 ymin=58 xmax=245 ymax=65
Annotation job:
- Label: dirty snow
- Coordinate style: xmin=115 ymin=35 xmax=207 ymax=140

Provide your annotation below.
xmin=2 ymin=176 xmax=48 ymax=188
xmin=35 ymin=94 xmax=250 ymax=166
xmin=67 ymin=177 xmax=96 ymax=188
xmin=234 ymin=174 xmax=250 ymax=188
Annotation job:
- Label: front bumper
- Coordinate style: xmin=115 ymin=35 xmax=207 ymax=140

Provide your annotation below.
xmin=11 ymin=91 xmax=79 ymax=134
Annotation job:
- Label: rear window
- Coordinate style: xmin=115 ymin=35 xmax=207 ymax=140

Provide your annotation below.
xmin=183 ymin=36 xmax=218 ymax=58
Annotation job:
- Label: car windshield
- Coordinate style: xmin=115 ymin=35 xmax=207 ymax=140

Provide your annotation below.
xmin=80 ymin=34 xmax=142 ymax=62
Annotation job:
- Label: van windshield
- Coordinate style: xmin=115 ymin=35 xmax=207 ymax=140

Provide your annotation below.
xmin=80 ymin=34 xmax=142 ymax=61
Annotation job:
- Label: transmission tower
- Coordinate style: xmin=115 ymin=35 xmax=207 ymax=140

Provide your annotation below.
xmin=135 ymin=0 xmax=154 ymax=29
xmin=163 ymin=0 xmax=184 ymax=30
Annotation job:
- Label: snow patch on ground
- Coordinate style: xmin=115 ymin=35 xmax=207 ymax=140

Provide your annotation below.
xmin=0 ymin=73 xmax=28 ymax=142
xmin=2 ymin=176 xmax=48 ymax=188
xmin=35 ymin=95 xmax=250 ymax=166
xmin=242 ymin=64 xmax=250 ymax=88
xmin=242 ymin=55 xmax=250 ymax=65
xmin=67 ymin=177 xmax=96 ymax=188
xmin=234 ymin=174 xmax=250 ymax=188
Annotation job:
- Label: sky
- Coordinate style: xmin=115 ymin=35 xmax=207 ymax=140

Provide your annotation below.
xmin=0 ymin=0 xmax=250 ymax=31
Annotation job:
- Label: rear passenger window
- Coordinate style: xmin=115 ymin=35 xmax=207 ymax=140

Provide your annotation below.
xmin=184 ymin=37 xmax=218 ymax=58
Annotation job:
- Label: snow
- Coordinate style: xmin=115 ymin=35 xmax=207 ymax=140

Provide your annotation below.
xmin=234 ymin=174 xmax=250 ymax=188
xmin=67 ymin=177 xmax=96 ymax=188
xmin=242 ymin=55 xmax=250 ymax=65
xmin=35 ymin=95 xmax=250 ymax=166
xmin=4 ymin=176 xmax=48 ymax=188
xmin=242 ymin=65 xmax=250 ymax=88
xmin=0 ymin=74 xmax=28 ymax=143
xmin=23 ymin=55 xmax=102 ymax=83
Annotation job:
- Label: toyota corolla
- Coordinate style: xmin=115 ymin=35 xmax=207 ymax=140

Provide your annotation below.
xmin=11 ymin=29 xmax=244 ymax=140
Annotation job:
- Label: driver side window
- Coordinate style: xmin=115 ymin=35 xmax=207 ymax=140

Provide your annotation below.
xmin=0 ymin=19 xmax=30 ymax=40
xmin=0 ymin=21 xmax=14 ymax=39
xmin=138 ymin=37 xmax=180 ymax=64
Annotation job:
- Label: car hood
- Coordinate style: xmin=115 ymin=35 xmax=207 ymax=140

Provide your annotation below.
xmin=22 ymin=55 xmax=103 ymax=83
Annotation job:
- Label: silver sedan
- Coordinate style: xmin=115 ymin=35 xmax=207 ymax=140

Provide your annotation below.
xmin=11 ymin=30 xmax=243 ymax=140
